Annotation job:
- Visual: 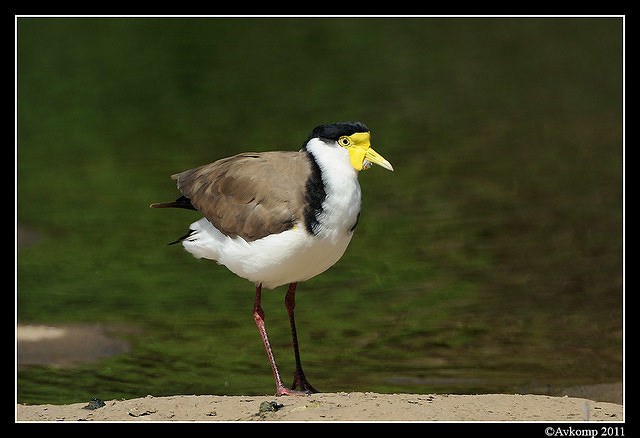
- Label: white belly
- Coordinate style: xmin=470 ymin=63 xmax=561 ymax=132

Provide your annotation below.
xmin=182 ymin=139 xmax=363 ymax=289
xmin=182 ymin=218 xmax=353 ymax=289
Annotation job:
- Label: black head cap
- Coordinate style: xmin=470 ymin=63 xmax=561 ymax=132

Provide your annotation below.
xmin=307 ymin=121 xmax=370 ymax=143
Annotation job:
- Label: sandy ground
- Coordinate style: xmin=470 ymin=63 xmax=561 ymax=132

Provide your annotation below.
xmin=16 ymin=324 xmax=624 ymax=422
xmin=17 ymin=391 xmax=623 ymax=422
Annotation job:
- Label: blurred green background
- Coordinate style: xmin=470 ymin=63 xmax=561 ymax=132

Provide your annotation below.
xmin=17 ymin=17 xmax=623 ymax=405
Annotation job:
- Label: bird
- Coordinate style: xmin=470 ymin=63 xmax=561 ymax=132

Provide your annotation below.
xmin=150 ymin=121 xmax=393 ymax=396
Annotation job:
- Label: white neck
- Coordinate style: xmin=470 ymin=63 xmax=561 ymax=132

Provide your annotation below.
xmin=305 ymin=138 xmax=363 ymax=241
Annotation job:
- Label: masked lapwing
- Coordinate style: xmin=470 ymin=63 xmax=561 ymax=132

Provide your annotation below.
xmin=151 ymin=121 xmax=393 ymax=396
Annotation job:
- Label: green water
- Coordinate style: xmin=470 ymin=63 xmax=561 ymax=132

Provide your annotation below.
xmin=17 ymin=17 xmax=623 ymax=405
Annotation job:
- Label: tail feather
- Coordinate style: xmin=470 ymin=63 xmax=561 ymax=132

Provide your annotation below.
xmin=150 ymin=195 xmax=198 ymax=245
xmin=150 ymin=195 xmax=196 ymax=210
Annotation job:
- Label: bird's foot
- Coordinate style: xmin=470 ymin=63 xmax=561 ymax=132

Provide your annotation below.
xmin=275 ymin=385 xmax=312 ymax=397
xmin=291 ymin=373 xmax=319 ymax=394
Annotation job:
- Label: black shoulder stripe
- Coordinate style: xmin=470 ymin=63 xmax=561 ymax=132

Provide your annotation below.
xmin=350 ymin=212 xmax=360 ymax=232
xmin=302 ymin=150 xmax=326 ymax=236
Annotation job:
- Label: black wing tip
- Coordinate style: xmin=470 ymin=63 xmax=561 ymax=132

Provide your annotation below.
xmin=167 ymin=229 xmax=195 ymax=246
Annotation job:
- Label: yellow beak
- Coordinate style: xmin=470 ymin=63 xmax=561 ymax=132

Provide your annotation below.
xmin=364 ymin=147 xmax=394 ymax=171
xmin=344 ymin=132 xmax=394 ymax=172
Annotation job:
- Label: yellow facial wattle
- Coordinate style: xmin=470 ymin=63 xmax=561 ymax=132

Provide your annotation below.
xmin=339 ymin=132 xmax=393 ymax=172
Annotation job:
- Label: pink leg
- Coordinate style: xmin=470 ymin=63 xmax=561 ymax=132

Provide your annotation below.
xmin=285 ymin=283 xmax=319 ymax=393
xmin=253 ymin=283 xmax=310 ymax=396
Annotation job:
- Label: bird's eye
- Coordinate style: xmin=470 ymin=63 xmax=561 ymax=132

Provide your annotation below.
xmin=338 ymin=136 xmax=351 ymax=146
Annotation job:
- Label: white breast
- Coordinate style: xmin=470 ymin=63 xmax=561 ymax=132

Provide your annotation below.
xmin=183 ymin=218 xmax=354 ymax=289
xmin=181 ymin=138 xmax=363 ymax=289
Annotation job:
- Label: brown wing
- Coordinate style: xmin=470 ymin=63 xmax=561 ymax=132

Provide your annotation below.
xmin=171 ymin=151 xmax=312 ymax=242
